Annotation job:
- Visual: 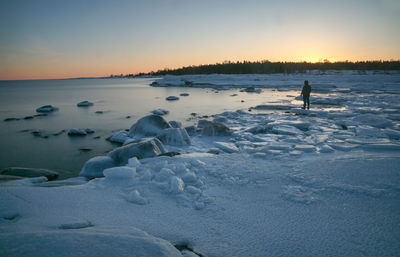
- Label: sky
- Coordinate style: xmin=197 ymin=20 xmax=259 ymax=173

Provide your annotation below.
xmin=0 ymin=0 xmax=399 ymax=80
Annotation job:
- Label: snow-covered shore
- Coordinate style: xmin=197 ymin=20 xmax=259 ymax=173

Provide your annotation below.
xmin=1 ymin=73 xmax=400 ymax=257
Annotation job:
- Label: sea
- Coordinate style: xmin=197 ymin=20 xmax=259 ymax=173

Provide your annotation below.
xmin=0 ymin=78 xmax=295 ymax=178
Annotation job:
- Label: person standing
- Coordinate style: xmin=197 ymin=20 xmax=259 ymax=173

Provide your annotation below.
xmin=300 ymin=80 xmax=311 ymax=110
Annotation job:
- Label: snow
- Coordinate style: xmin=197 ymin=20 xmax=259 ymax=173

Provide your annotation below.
xmin=2 ymin=73 xmax=400 ymax=257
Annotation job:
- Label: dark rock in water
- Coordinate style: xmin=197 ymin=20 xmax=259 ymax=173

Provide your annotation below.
xmin=67 ymin=129 xmax=87 ymax=136
xmin=95 ymin=111 xmax=104 ymax=114
xmin=31 ymin=130 xmax=49 ymax=139
xmin=128 ymin=114 xmax=172 ymax=137
xmin=169 ymin=120 xmax=182 ymax=128
xmin=0 ymin=167 xmax=59 ymax=180
xmin=201 ymin=122 xmax=231 ymax=136
xmin=80 ymin=156 xmax=116 ymax=178
xmin=36 ymin=105 xmax=58 ymax=113
xmin=108 ymin=138 xmax=166 ymax=165
xmin=23 ymin=116 xmax=34 ymax=120
xmin=0 ymin=174 xmax=24 ymax=181
xmin=52 ymin=130 xmax=66 ymax=136
xmin=180 ymin=93 xmax=190 ymax=96
xmin=4 ymin=118 xmax=20 ymax=122
xmin=151 ymin=109 xmax=169 ymax=116
xmin=159 ymin=152 xmax=181 ymax=157
xmin=93 ymin=136 xmax=101 ymax=139
xmin=79 ymin=148 xmax=92 ymax=152
xmin=241 ymin=100 xmax=245 ymax=102
xmin=125 ymin=116 xmax=131 ymax=119
xmin=77 ymin=101 xmax=94 ymax=107
xmin=157 ymin=128 xmax=191 ymax=146
xmin=190 ymin=113 xmax=197 ymax=116
xmin=34 ymin=113 xmax=48 ymax=117
xmin=184 ymin=125 xmax=197 ymax=136
xmin=166 ymin=96 xmax=179 ymax=101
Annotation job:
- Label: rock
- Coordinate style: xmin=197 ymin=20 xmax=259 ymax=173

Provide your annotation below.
xmin=79 ymin=156 xmax=117 ymax=178
xmin=157 ymin=128 xmax=191 ymax=146
xmin=77 ymin=101 xmax=94 ymax=107
xmin=95 ymin=111 xmax=104 ymax=114
xmin=128 ymin=114 xmax=172 ymax=137
xmin=166 ymin=96 xmax=179 ymax=101
xmin=79 ymin=148 xmax=92 ymax=152
xmin=169 ymin=121 xmax=182 ymax=128
xmin=201 ymin=122 xmax=231 ymax=136
xmin=214 ymin=142 xmax=239 ymax=153
xmin=34 ymin=113 xmax=48 ymax=117
xmin=184 ymin=126 xmax=197 ymax=136
xmin=67 ymin=128 xmax=87 ymax=136
xmin=180 ymin=93 xmax=190 ymax=96
xmin=151 ymin=109 xmax=169 ymax=116
xmin=23 ymin=116 xmax=34 ymax=120
xmin=107 ymin=130 xmax=129 ymax=144
xmin=0 ymin=167 xmax=59 ymax=181
xmin=108 ymin=138 xmax=166 ymax=165
xmin=3 ymin=118 xmax=20 ymax=122
xmin=158 ymin=152 xmax=181 ymax=157
xmin=36 ymin=105 xmax=58 ymax=113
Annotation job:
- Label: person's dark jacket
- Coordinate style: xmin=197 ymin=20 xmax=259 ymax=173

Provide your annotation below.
xmin=301 ymin=84 xmax=311 ymax=96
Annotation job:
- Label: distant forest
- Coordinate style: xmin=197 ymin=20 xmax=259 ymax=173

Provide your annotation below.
xmin=110 ymin=60 xmax=400 ymax=78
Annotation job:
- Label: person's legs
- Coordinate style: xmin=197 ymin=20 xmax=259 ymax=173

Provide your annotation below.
xmin=306 ymin=95 xmax=310 ymax=109
xmin=303 ymin=95 xmax=307 ymax=109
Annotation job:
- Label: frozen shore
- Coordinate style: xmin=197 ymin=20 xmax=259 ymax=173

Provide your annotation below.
xmin=1 ymin=73 xmax=400 ymax=257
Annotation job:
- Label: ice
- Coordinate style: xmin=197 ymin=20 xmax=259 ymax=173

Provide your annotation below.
xmin=214 ymin=142 xmax=239 ymax=153
xmin=129 ymin=114 xmax=172 ymax=138
xmin=107 ymin=130 xmax=130 ymax=144
xmin=80 ymin=156 xmax=116 ymax=178
xmin=169 ymin=176 xmax=185 ymax=193
xmin=77 ymin=101 xmax=94 ymax=107
xmin=353 ymin=114 xmax=393 ymax=128
xmin=271 ymin=125 xmax=304 ymax=135
xmin=157 ymin=128 xmax=191 ymax=146
xmin=2 ymin=73 xmax=400 ymax=257
xmin=152 ymin=108 xmax=169 ymax=115
xmin=127 ymin=157 xmax=141 ymax=168
xmin=126 ymin=190 xmax=148 ymax=205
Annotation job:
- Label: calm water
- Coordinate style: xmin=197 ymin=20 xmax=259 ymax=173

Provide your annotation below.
xmin=0 ymin=78 xmax=295 ymax=178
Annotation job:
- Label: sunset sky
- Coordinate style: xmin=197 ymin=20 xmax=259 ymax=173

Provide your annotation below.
xmin=0 ymin=0 xmax=399 ymax=80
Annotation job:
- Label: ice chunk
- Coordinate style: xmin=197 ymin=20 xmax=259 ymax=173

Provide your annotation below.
xmin=151 ymin=108 xmax=169 ymax=115
xmin=271 ymin=125 xmax=303 ymax=136
xmin=294 ymin=145 xmax=316 ymax=153
xmin=128 ymin=114 xmax=172 ymax=137
xmin=127 ymin=157 xmax=141 ymax=168
xmin=155 ymin=168 xmax=175 ymax=182
xmin=108 ymin=138 xmax=166 ymax=165
xmin=126 ymin=190 xmax=148 ymax=205
xmin=103 ymin=167 xmax=136 ymax=179
xmin=181 ymin=172 xmax=197 ymax=184
xmin=319 ymin=144 xmax=334 ymax=153
xmin=214 ymin=142 xmax=239 ymax=153
xmin=36 ymin=105 xmax=58 ymax=113
xmin=67 ymin=128 xmax=87 ymax=136
xmin=169 ymin=176 xmax=185 ymax=193
xmin=166 ymin=96 xmax=179 ymax=101
xmin=157 ymin=128 xmax=191 ymax=146
xmin=80 ymin=156 xmax=116 ymax=179
xmin=77 ymin=101 xmax=94 ymax=107
xmin=353 ymin=114 xmax=393 ymax=128
xmin=107 ymin=130 xmax=129 ymax=144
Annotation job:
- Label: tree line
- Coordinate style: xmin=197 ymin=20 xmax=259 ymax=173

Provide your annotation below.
xmin=109 ymin=60 xmax=400 ymax=77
